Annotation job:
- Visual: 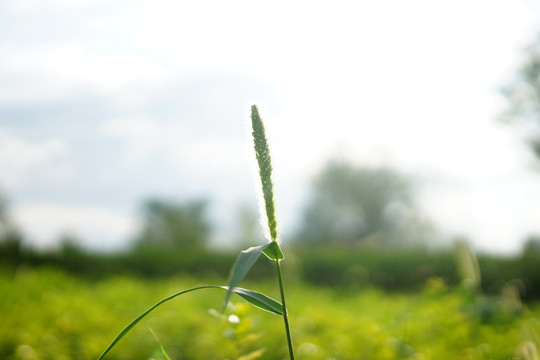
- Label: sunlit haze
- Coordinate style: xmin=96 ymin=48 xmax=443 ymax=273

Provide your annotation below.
xmin=1 ymin=0 xmax=540 ymax=254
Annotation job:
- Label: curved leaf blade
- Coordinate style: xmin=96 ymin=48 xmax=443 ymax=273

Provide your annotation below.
xmin=222 ymin=243 xmax=269 ymax=312
xmin=97 ymin=285 xmax=220 ymax=360
xmin=226 ymin=287 xmax=283 ymax=315
xmin=98 ymin=285 xmax=283 ymax=360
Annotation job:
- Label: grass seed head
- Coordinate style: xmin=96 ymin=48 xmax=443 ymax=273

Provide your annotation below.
xmin=251 ymin=105 xmax=277 ymax=242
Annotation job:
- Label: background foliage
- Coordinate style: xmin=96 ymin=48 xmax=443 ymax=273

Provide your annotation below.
xmin=1 ymin=267 xmax=539 ymax=360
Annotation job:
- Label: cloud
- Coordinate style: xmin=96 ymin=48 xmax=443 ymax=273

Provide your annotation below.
xmin=100 ymin=116 xmax=164 ymax=164
xmin=12 ymin=203 xmax=136 ymax=250
xmin=0 ymin=127 xmax=70 ymax=191
xmin=98 ymin=71 xmax=279 ymax=175
xmin=100 ymin=115 xmax=252 ymax=174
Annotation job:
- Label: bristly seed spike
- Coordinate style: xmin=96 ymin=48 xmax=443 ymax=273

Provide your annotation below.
xmin=251 ymin=105 xmax=278 ymax=242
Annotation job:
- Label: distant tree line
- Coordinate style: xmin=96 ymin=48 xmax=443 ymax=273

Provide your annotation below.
xmin=2 ymin=156 xmax=540 ymax=299
xmin=2 ymin=156 xmax=540 ymax=257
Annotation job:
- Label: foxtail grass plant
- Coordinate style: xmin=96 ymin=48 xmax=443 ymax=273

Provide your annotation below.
xmin=97 ymin=105 xmax=295 ymax=360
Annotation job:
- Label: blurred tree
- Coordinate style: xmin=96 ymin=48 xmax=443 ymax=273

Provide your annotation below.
xmin=294 ymin=159 xmax=429 ymax=247
xmin=0 ymin=193 xmax=10 ymax=237
xmin=500 ymin=33 xmax=540 ymax=159
xmin=133 ymin=198 xmax=211 ymax=251
xmin=522 ymin=234 xmax=540 ymax=255
xmin=0 ymin=192 xmax=23 ymax=259
xmin=58 ymin=232 xmax=84 ymax=256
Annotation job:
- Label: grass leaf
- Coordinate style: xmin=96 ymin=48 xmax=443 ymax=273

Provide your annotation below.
xmin=149 ymin=328 xmax=172 ymax=360
xmin=263 ymin=241 xmax=284 ymax=261
xmin=222 ymin=243 xmax=269 ymax=312
xmin=97 ymin=285 xmax=218 ymax=360
xmin=98 ymin=285 xmax=282 ymax=360
xmin=224 ymin=287 xmax=283 ymax=315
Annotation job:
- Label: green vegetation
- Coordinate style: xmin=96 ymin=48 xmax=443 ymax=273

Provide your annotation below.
xmin=2 ymin=104 xmax=540 ymax=359
xmin=3 ymin=245 xmax=540 ymax=300
xmin=249 ymin=104 xmax=294 ymax=358
xmin=1 ymin=267 xmax=539 ymax=360
xmin=92 ymin=105 xmax=295 ymax=359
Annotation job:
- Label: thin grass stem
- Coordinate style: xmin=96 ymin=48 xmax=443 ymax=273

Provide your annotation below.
xmin=276 ymin=259 xmax=295 ymax=360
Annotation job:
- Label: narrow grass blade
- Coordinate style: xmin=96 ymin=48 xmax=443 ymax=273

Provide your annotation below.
xmin=222 ymin=243 xmax=269 ymax=312
xmin=149 ymin=328 xmax=172 ymax=360
xmin=97 ymin=285 xmax=218 ymax=360
xmin=98 ymin=285 xmax=282 ymax=360
xmin=263 ymin=241 xmax=284 ymax=261
xmin=223 ymin=287 xmax=283 ymax=315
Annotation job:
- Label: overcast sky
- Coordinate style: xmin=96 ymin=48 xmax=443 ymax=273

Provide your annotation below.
xmin=1 ymin=0 xmax=540 ymax=254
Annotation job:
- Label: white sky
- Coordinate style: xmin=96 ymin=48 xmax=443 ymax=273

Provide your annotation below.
xmin=1 ymin=0 xmax=540 ymax=254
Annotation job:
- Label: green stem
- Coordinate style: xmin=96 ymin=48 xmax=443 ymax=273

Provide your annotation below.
xmin=276 ymin=259 xmax=295 ymax=360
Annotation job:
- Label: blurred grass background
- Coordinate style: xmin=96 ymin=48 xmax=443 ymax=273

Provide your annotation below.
xmin=1 ymin=242 xmax=540 ymax=359
xmin=1 ymin=264 xmax=539 ymax=360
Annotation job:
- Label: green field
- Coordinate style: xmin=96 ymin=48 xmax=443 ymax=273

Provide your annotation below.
xmin=1 ymin=266 xmax=539 ymax=360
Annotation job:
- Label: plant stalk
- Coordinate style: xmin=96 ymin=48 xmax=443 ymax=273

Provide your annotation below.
xmin=275 ymin=258 xmax=295 ymax=360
